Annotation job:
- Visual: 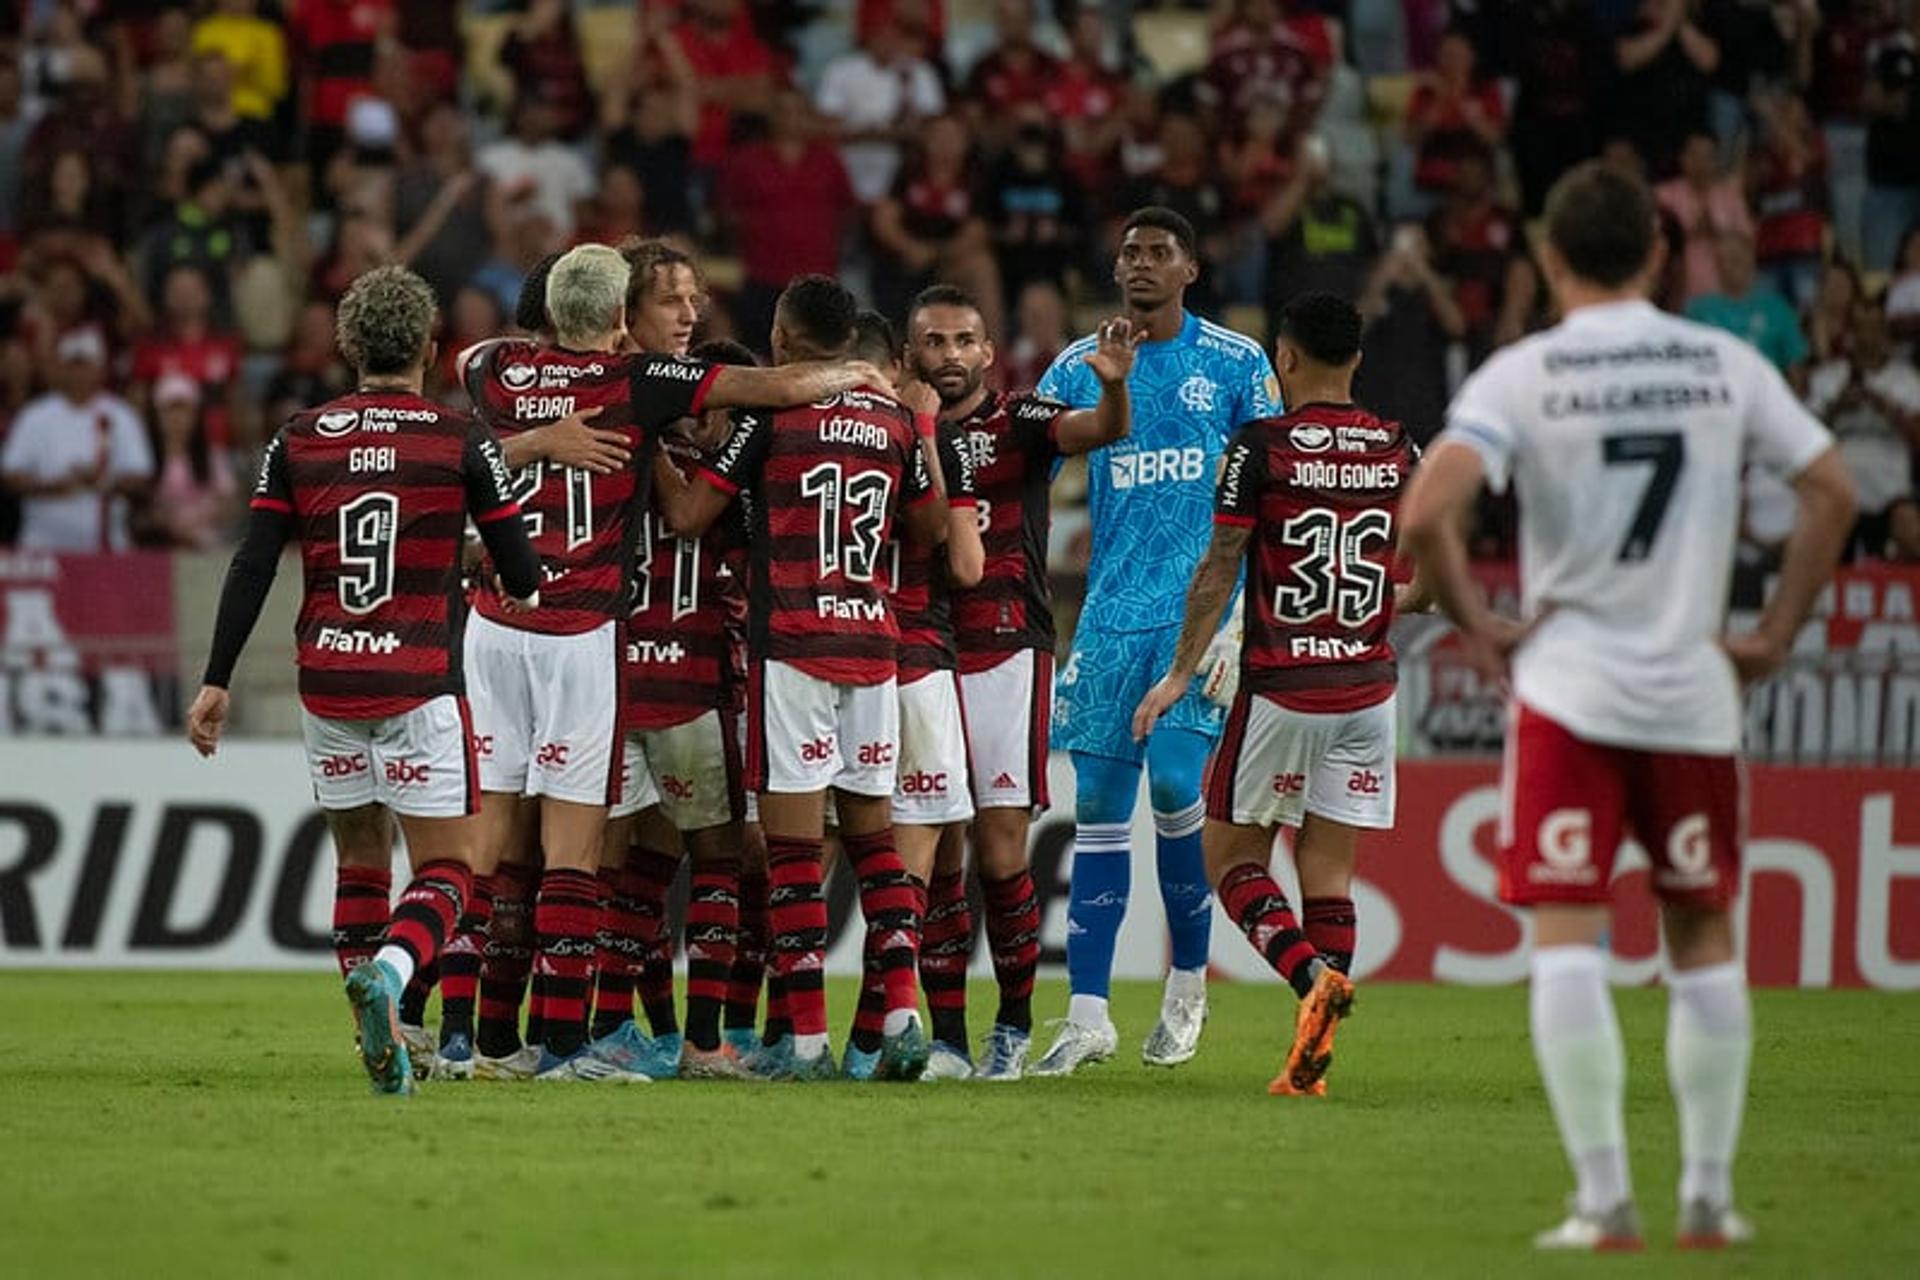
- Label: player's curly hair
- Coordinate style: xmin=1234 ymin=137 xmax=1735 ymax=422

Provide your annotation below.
xmin=336 ymin=265 xmax=437 ymax=376
xmin=852 ymin=309 xmax=899 ymax=367
xmin=619 ymin=236 xmax=706 ymax=313
xmin=1279 ymin=292 xmax=1364 ymax=366
xmin=775 ymin=275 xmax=857 ymax=354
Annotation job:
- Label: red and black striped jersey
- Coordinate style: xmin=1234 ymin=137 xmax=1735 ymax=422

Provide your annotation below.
xmin=891 ymin=416 xmax=978 ymax=683
xmin=700 ymin=388 xmax=937 ymax=686
xmin=464 ymin=339 xmax=719 ymax=635
xmin=948 ymin=390 xmax=1069 ymax=672
xmin=1215 ymin=402 xmax=1417 ymax=713
xmin=251 ymin=389 xmax=524 ymax=719
xmin=622 ymin=437 xmax=746 ymax=731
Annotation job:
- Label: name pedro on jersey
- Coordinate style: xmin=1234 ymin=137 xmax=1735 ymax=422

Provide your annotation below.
xmin=1289 ymin=461 xmax=1402 ymax=490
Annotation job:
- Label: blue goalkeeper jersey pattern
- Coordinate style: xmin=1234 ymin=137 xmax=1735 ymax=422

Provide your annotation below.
xmin=1039 ymin=312 xmax=1279 ymax=633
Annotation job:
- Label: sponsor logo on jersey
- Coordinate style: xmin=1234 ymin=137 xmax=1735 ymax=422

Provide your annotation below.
xmin=799 ymin=735 xmax=837 ymax=763
xmin=1219 ymin=442 xmax=1250 ymax=508
xmin=315 ymin=409 xmax=359 ymax=438
xmin=1335 ymin=424 xmax=1395 ymax=451
xmin=534 ymin=742 xmax=570 ymax=768
xmin=1530 ymin=809 xmax=1600 ymax=885
xmin=1347 ymin=769 xmax=1383 ymax=796
xmin=1109 ymin=446 xmax=1206 ymax=489
xmin=1289 ymin=422 xmax=1332 ymax=453
xmin=1543 ymin=339 xmax=1721 ymax=374
xmin=645 ymin=356 xmax=707 ymax=383
xmin=856 ymin=741 xmax=895 ymax=768
xmin=817 ymin=594 xmax=888 ymax=622
xmin=471 ymin=734 xmax=494 ymax=758
xmin=385 ymin=759 xmax=430 ymax=785
xmin=661 ymin=775 xmax=695 ymax=802
xmin=1271 ymin=772 xmax=1306 ymax=796
xmin=992 ymin=770 xmax=1019 ymax=790
xmin=1177 ymin=375 xmax=1217 ymax=413
xmin=315 ymin=626 xmax=401 ymax=655
xmin=1290 ymin=635 xmax=1373 ymax=660
xmin=899 ymin=769 xmax=948 ymax=794
xmin=501 ymin=363 xmax=537 ymax=391
xmin=626 ymin=639 xmax=688 ymax=665
xmin=319 ymin=753 xmax=368 ymax=778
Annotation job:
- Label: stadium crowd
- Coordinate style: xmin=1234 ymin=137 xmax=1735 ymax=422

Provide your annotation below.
xmin=0 ymin=0 xmax=1916 ymax=561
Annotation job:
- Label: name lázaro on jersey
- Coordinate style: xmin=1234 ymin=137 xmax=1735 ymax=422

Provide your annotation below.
xmin=819 ymin=416 xmax=891 ymax=451
xmin=1544 ymin=340 xmax=1722 ymax=374
xmin=1541 ymin=381 xmax=1732 ymax=418
xmin=817 ymin=594 xmax=887 ymax=621
xmin=1290 ymin=461 xmax=1402 ymax=490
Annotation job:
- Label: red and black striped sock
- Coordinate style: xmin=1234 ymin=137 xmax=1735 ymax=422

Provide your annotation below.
xmin=332 ymin=865 xmax=391 ymax=978
xmin=399 ymin=961 xmax=437 ymax=1026
xmin=684 ymin=861 xmax=740 ymax=1052
xmin=1303 ymin=896 xmax=1357 ymax=975
xmin=627 ymin=851 xmax=681 ymax=1037
xmin=384 ymin=860 xmax=470 ymax=976
xmin=477 ymin=861 xmax=538 ymax=1057
xmin=530 ymin=867 xmax=601 ymax=1058
xmin=1219 ymin=862 xmax=1318 ymax=998
xmin=726 ymin=866 xmax=768 ymax=1032
xmin=590 ymin=865 xmax=640 ymax=1040
xmin=764 ymin=970 xmax=792 ymax=1045
xmin=846 ymin=829 xmax=922 ymax=1053
xmin=919 ymin=870 xmax=973 ymax=1048
xmin=766 ymin=836 xmax=828 ymax=1039
xmin=982 ymin=868 xmax=1040 ymax=1034
xmin=437 ymin=876 xmax=495 ymax=1039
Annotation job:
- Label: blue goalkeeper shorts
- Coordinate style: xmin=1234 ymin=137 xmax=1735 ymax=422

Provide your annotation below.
xmin=1052 ymin=621 xmax=1225 ymax=765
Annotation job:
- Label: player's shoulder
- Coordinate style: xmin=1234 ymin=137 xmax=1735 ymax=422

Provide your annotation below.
xmin=1193 ymin=317 xmax=1268 ymax=365
xmin=1048 ymin=332 xmax=1100 ymax=375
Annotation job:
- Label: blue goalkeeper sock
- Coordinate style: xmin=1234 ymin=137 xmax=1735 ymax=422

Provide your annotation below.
xmin=1148 ymin=728 xmax=1214 ymax=974
xmin=1066 ymin=751 xmax=1141 ymax=1008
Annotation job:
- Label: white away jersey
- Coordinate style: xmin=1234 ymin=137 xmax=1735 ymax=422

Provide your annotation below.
xmin=1440 ymin=300 xmax=1831 ymax=753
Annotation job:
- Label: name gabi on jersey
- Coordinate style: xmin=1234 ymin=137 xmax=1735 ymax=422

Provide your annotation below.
xmin=1542 ymin=382 xmax=1731 ymax=418
xmin=1110 ymin=445 xmax=1207 ymax=489
xmin=817 ymin=594 xmax=888 ymax=621
xmin=1290 ymin=461 xmax=1402 ymax=490
xmin=819 ymin=416 xmax=892 ymax=451
xmin=316 ymin=626 xmax=401 ymax=655
xmin=626 ymin=638 xmax=688 ymax=665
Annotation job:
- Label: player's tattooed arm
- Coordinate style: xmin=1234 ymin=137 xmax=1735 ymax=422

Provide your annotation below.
xmin=702 ymin=360 xmax=891 ymax=410
xmin=1131 ymin=522 xmax=1250 ymax=741
xmin=499 ymin=405 xmax=632 ymax=475
xmin=1054 ymin=316 xmax=1143 ymax=455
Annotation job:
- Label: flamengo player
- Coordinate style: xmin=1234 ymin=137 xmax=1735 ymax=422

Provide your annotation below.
xmin=903 ymin=284 xmax=1135 ymax=1080
xmin=1134 ymin=293 xmax=1424 ymax=1096
xmin=186 ymin=266 xmax=542 ymax=1094
xmin=656 ymin=276 xmax=949 ymax=1081
xmin=1402 ymin=163 xmax=1853 ymax=1250
xmin=459 ymin=247 xmax=884 ymax=1082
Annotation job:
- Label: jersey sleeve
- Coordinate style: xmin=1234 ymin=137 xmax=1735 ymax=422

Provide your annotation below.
xmin=1036 ymin=342 xmax=1097 ymax=409
xmin=1214 ymin=425 xmax=1266 ymax=527
xmin=1439 ymin=354 xmax=1522 ymax=492
xmin=1239 ymin=348 xmax=1284 ymax=425
xmin=936 ymin=422 xmax=977 ymax=508
xmin=249 ymin=426 xmax=295 ymax=513
xmin=461 ymin=417 xmax=522 ymax=524
xmin=1011 ymin=394 xmax=1069 ymax=461
xmin=632 ymin=353 xmax=723 ymax=428
xmin=904 ymin=421 xmax=938 ymax=507
xmin=698 ymin=409 xmax=772 ymax=496
xmin=1741 ymin=347 xmax=1833 ymax=479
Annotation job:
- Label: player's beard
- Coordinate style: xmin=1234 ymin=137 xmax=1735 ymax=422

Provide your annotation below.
xmin=920 ymin=362 xmax=981 ymax=408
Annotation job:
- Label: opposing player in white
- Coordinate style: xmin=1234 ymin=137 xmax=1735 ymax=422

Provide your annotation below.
xmin=1403 ymin=162 xmax=1855 ymax=1251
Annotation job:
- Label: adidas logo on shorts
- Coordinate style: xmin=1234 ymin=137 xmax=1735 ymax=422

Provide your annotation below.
xmin=992 ymin=771 xmax=1018 ymax=790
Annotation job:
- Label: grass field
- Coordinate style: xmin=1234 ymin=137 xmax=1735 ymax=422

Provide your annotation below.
xmin=2 ymin=974 xmax=1916 ymax=1279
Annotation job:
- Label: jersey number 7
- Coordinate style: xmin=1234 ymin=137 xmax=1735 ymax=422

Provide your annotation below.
xmin=1601 ymin=431 xmax=1685 ymax=563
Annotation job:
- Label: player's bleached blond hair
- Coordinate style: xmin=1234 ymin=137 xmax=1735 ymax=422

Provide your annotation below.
xmin=336 ymin=265 xmax=438 ymax=376
xmin=546 ymin=244 xmax=632 ymax=348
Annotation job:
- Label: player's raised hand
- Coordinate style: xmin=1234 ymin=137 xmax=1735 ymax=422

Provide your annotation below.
xmin=1083 ymin=316 xmax=1145 ymax=385
xmin=897 ymin=373 xmax=941 ymax=422
xmin=187 ymin=685 xmax=230 ymax=758
xmin=538 ymin=406 xmax=628 ymax=474
xmin=1132 ymin=670 xmax=1192 ymax=742
xmin=1721 ymin=629 xmax=1788 ymax=686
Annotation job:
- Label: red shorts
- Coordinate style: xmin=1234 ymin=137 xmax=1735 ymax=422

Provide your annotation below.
xmin=1499 ymin=704 xmax=1744 ymax=910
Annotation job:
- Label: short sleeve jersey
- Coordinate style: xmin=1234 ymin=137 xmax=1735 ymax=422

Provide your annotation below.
xmin=1038 ymin=312 xmax=1279 ymax=633
xmin=1441 ymin=300 xmax=1832 ymax=753
xmin=700 ymin=388 xmax=937 ymax=686
xmin=948 ymin=389 xmax=1069 ymax=670
xmin=251 ymin=389 xmax=523 ymax=719
xmin=465 ymin=339 xmax=719 ymax=634
xmin=1216 ymin=403 xmax=1417 ymax=713
xmin=891 ymin=415 xmax=978 ymax=683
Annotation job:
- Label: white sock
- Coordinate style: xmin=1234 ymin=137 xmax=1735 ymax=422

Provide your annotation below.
xmin=1068 ymin=993 xmax=1110 ymax=1028
xmin=1531 ymin=946 xmax=1632 ymax=1216
xmin=1667 ymin=961 xmax=1751 ymax=1210
xmin=794 ymin=1032 xmax=829 ymax=1060
xmin=882 ymin=1007 xmax=916 ymax=1037
xmin=373 ymin=944 xmax=415 ymax=991
xmin=1165 ymin=966 xmax=1207 ymax=1000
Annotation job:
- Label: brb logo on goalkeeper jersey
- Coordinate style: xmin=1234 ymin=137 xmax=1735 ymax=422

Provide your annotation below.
xmin=1109 ymin=445 xmax=1207 ymax=490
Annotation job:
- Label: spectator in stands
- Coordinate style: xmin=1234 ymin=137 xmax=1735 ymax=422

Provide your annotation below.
xmin=24 ymin=44 xmax=131 ymax=218
xmin=133 ymin=9 xmax=198 ymax=181
xmin=1509 ymin=0 xmax=1610 ymax=216
xmin=981 ymin=110 xmax=1086 ymax=307
xmin=143 ymin=370 xmax=236 ymax=550
xmin=499 ymin=0 xmax=595 ymax=142
xmin=1045 ymin=5 xmax=1129 ymax=193
xmin=188 ymin=52 xmax=276 ymax=240
xmin=1203 ymin=0 xmax=1329 ymax=139
xmin=1808 ymin=257 xmax=1865 ymax=364
xmin=1260 ymin=132 xmax=1378 ymax=341
xmin=579 ymin=163 xmax=648 ymax=249
xmin=19 ymin=149 xmax=119 ymax=252
xmin=1686 ymin=227 xmax=1809 ymax=377
xmin=1808 ymin=0 xmax=1895 ymax=263
xmin=468 ymin=201 xmax=556 ymax=320
xmin=1807 ymin=293 xmax=1920 ymax=560
xmin=133 ymin=265 xmax=244 ymax=447
xmin=871 ymin=113 xmax=1004 ymax=339
xmin=1000 ymin=278 xmax=1067 ymax=388
xmin=963 ymin=0 xmax=1060 ymax=147
xmin=1356 ymin=222 xmax=1466 ymax=445
xmin=601 ymin=4 xmax=698 ymax=239
xmin=190 ymin=0 xmax=287 ymax=132
xmin=1220 ymin=96 xmax=1292 ymax=298
xmin=1614 ymin=0 xmax=1721 ymax=178
xmin=312 ymin=203 xmax=393 ymax=303
xmin=1888 ymin=225 xmax=1920 ymax=346
xmin=263 ymin=299 xmax=349 ymax=429
xmin=136 ymin=155 xmax=248 ymax=326
xmin=1 ymin=326 xmax=152 ymax=553
xmin=1124 ymin=112 xmax=1228 ymax=315
xmin=430 ymin=284 xmax=506 ymax=407
xmin=816 ymin=12 xmax=946 ymax=205
xmin=477 ymin=95 xmax=593 ymax=239
xmin=1749 ymin=91 xmax=1830 ymax=307
xmin=717 ymin=86 xmax=855 ymax=351
xmin=288 ymin=0 xmax=393 ymax=192
xmin=1401 ymin=28 xmax=1506 ymax=208
xmin=1862 ymin=6 xmax=1920 ymax=271
xmin=392 ymin=102 xmax=486 ymax=307
xmin=1424 ymin=145 xmax=1535 ymax=361
xmin=1657 ymin=129 xmax=1755 ymax=305
xmin=672 ymin=0 xmax=780 ymax=184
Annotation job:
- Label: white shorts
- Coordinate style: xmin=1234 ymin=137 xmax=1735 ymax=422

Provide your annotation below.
xmin=610 ymin=708 xmax=745 ymax=829
xmin=301 ymin=694 xmax=478 ymax=819
xmin=749 ymin=660 xmax=898 ymax=797
xmin=465 ymin=613 xmax=620 ymax=806
xmin=959 ymin=648 xmax=1051 ymax=813
xmin=1204 ymin=692 xmax=1397 ymax=831
xmin=893 ymin=671 xmax=974 ymax=827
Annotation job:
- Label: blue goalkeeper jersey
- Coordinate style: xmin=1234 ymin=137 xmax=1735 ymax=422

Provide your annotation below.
xmin=1039 ymin=311 xmax=1280 ymax=634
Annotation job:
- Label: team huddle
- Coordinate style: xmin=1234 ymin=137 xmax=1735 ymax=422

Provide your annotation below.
xmin=190 ymin=164 xmax=1852 ymax=1252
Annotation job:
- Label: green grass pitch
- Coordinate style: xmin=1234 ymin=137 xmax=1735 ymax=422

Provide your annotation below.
xmin=2 ymin=974 xmax=1916 ymax=1279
